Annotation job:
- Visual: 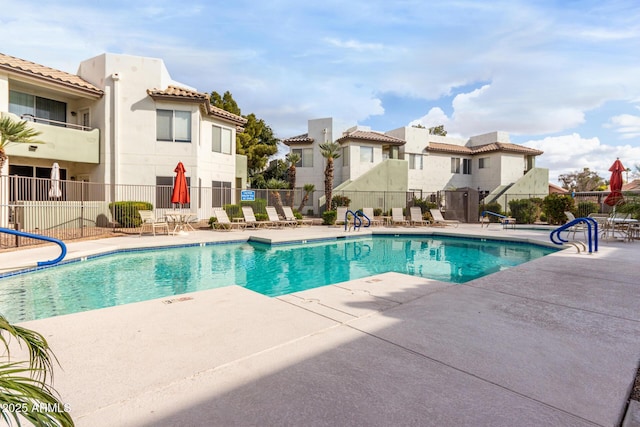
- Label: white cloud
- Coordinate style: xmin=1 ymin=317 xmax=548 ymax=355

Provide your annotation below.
xmin=607 ymin=112 xmax=640 ymax=139
xmin=523 ymin=134 xmax=640 ymax=183
xmin=323 ymin=38 xmax=385 ymax=51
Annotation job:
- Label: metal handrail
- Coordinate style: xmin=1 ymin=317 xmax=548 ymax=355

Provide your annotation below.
xmin=354 ymin=210 xmax=371 ymax=229
xmin=344 ymin=209 xmax=362 ymax=231
xmin=0 ymin=227 xmax=67 ymax=266
xmin=21 ymin=114 xmax=92 ymax=131
xmin=550 ymin=217 xmax=598 ymax=253
xmin=480 ymin=210 xmax=506 ymax=227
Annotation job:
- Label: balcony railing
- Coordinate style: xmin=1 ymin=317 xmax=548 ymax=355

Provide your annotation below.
xmin=21 ymin=114 xmax=92 ymax=131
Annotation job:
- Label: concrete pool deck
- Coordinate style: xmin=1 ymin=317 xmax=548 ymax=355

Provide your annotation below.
xmin=1 ymin=224 xmax=639 ymax=426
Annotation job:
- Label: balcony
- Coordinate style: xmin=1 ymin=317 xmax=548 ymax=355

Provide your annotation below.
xmin=2 ymin=112 xmax=99 ymax=164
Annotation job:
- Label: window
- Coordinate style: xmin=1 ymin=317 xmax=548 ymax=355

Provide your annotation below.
xmin=360 ymin=146 xmax=373 ymax=163
xmin=451 ymin=157 xmax=460 ymax=174
xmin=292 ymin=148 xmax=313 ymax=167
xmin=479 ymin=157 xmax=490 ymax=169
xmin=463 ymin=158 xmax=472 ymax=175
xmin=9 ymin=165 xmax=67 ymax=201
xmin=212 ymin=181 xmax=232 ymax=207
xmin=212 ymin=125 xmax=232 ymax=154
xmin=156 ymin=109 xmax=191 ymax=142
xmin=342 ymin=147 xmax=349 ymax=166
xmin=9 ymin=90 xmax=66 ymax=126
xmin=409 ymin=154 xmax=423 ymax=170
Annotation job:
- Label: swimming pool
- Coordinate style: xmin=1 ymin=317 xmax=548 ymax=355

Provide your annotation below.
xmin=0 ymin=235 xmax=556 ymax=322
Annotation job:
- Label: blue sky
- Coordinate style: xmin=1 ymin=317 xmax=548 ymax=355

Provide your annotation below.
xmin=1 ymin=0 xmax=640 ymax=182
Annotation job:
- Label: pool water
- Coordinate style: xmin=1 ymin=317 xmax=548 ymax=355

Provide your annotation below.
xmin=0 ymin=236 xmax=555 ymax=322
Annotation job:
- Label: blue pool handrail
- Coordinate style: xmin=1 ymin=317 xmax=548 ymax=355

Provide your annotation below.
xmin=354 ymin=210 xmax=371 ymax=229
xmin=549 ymin=217 xmax=598 ymax=253
xmin=480 ymin=211 xmax=507 ymax=228
xmin=344 ymin=209 xmax=363 ymax=231
xmin=0 ymin=227 xmax=67 ymax=266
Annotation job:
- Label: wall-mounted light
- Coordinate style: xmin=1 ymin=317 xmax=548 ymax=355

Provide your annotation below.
xmin=28 ymin=145 xmax=38 ymax=152
xmin=70 ymin=111 xmax=77 ymax=116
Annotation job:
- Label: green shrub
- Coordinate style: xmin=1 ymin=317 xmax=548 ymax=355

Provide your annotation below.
xmin=307 ymin=209 xmax=314 ymax=216
xmin=331 ymin=195 xmax=351 ymax=209
xmin=223 ymin=204 xmax=242 ymax=220
xmin=479 ymin=201 xmax=503 ymax=222
xmin=617 ymin=195 xmax=640 ymax=220
xmin=412 ymin=198 xmax=438 ymax=213
xmin=508 ymin=198 xmax=542 ymax=224
xmin=240 ymin=198 xmax=267 ymax=214
xmin=542 ymin=194 xmax=575 ymax=225
xmin=255 ymin=213 xmax=269 ymax=221
xmin=109 ymin=201 xmax=153 ymax=227
xmin=323 ymin=210 xmax=337 ymax=225
xmin=373 ymin=208 xmax=383 ymax=216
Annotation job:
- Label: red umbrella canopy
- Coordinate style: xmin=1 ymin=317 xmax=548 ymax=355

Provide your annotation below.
xmin=171 ymin=162 xmax=190 ymax=205
xmin=604 ymin=159 xmax=625 ymax=207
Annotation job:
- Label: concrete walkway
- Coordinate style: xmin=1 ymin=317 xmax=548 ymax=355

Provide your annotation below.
xmin=1 ymin=225 xmax=639 ymax=426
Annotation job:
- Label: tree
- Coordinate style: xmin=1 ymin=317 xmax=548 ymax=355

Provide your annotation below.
xmin=319 ymin=141 xmax=341 ymax=210
xmin=0 ymin=116 xmax=42 ymax=172
xmin=209 ymin=90 xmax=241 ymax=115
xmin=285 ymin=152 xmax=300 ymax=207
xmin=558 ymin=168 xmax=604 ymax=192
xmin=266 ymin=178 xmax=288 ymax=215
xmin=298 ymin=183 xmax=315 ymax=213
xmin=428 ymin=125 xmax=447 ymax=136
xmin=209 ymin=92 xmax=278 ymax=178
xmin=0 ymin=314 xmax=74 ymax=426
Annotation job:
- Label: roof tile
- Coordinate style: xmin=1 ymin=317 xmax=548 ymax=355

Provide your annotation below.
xmin=0 ymin=52 xmax=103 ymax=96
xmin=336 ymin=130 xmax=405 ymax=145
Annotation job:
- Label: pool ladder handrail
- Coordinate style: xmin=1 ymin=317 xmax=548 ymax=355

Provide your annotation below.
xmin=480 ymin=210 xmax=506 ymax=228
xmin=344 ymin=209 xmax=371 ymax=231
xmin=549 ymin=217 xmax=598 ymax=254
xmin=0 ymin=227 xmax=67 ymax=266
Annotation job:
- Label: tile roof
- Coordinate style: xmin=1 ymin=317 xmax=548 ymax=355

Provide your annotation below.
xmin=336 ymin=130 xmax=405 ymax=145
xmin=426 ymin=141 xmax=543 ymax=156
xmin=0 ymin=52 xmax=103 ymax=96
xmin=282 ymin=133 xmax=314 ymax=145
xmin=147 ymin=85 xmax=247 ymax=126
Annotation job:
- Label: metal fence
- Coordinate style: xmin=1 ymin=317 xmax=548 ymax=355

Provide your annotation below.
xmin=2 ymin=174 xmax=638 ymax=249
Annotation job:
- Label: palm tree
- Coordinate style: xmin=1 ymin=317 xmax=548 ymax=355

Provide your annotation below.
xmin=319 ymin=141 xmax=341 ymax=211
xmin=0 ymin=314 xmax=74 ymax=426
xmin=298 ymin=183 xmax=315 ymax=213
xmin=0 ymin=116 xmax=43 ymax=172
xmin=285 ymin=152 xmax=301 ymax=207
xmin=266 ymin=178 xmax=289 ymax=216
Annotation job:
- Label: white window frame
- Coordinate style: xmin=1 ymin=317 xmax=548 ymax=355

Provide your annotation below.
xmin=451 ymin=157 xmax=461 ymax=174
xmin=292 ymin=148 xmax=313 ymax=167
xmin=157 ymin=109 xmax=191 ymax=143
xmin=479 ymin=157 xmax=490 ymax=169
xmin=212 ymin=125 xmax=232 ymax=154
xmin=409 ymin=154 xmax=423 ymax=170
xmin=360 ymin=146 xmax=374 ymax=163
xmin=463 ymin=158 xmax=472 ymax=175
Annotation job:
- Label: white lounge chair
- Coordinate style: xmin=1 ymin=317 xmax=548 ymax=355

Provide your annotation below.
xmin=362 ymin=208 xmax=383 ymax=226
xmin=429 ymin=209 xmax=459 ymax=227
xmin=138 ymin=210 xmax=170 ymax=236
xmin=391 ymin=208 xmax=409 ymax=226
xmin=335 ymin=206 xmax=353 ymax=227
xmin=409 ymin=207 xmax=429 ymax=227
xmin=266 ymin=206 xmax=297 ymax=227
xmin=242 ymin=206 xmax=272 ymax=228
xmin=212 ymin=208 xmax=246 ymax=231
xmin=564 ymin=211 xmax=586 ymax=239
xmin=283 ymin=206 xmax=313 ymax=227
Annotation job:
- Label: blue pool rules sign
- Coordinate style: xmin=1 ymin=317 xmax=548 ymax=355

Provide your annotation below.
xmin=241 ymin=190 xmax=255 ymax=201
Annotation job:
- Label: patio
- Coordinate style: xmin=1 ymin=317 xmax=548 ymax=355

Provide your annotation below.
xmin=1 ymin=224 xmax=639 ymax=426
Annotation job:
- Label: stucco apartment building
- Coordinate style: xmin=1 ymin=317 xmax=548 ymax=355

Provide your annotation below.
xmin=284 ymin=118 xmax=548 ymax=214
xmin=0 ymin=52 xmax=246 ymax=225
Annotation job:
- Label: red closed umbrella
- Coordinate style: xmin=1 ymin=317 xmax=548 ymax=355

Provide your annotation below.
xmin=604 ymin=158 xmax=625 ymax=207
xmin=171 ymin=162 xmax=190 ymax=207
